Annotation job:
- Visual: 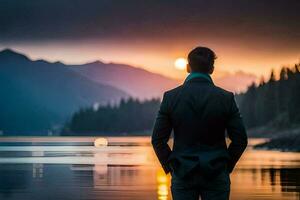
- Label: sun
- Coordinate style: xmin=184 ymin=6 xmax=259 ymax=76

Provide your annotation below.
xmin=174 ymin=58 xmax=187 ymax=70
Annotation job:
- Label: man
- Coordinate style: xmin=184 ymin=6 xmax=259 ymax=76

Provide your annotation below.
xmin=151 ymin=47 xmax=248 ymax=200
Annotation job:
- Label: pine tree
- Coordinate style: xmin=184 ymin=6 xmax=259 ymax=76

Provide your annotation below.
xmin=269 ymin=69 xmax=276 ymax=82
xmin=236 ymin=64 xmax=300 ymax=129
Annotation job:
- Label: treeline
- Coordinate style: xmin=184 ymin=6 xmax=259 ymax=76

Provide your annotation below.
xmin=62 ymin=98 xmax=161 ymax=135
xmin=63 ymin=63 xmax=300 ymax=135
xmin=236 ymin=63 xmax=300 ymax=129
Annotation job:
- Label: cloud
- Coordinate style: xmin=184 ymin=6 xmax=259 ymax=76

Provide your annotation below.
xmin=214 ymin=71 xmax=258 ymax=93
xmin=1 ymin=0 xmax=299 ymax=80
xmin=0 ymin=0 xmax=299 ymax=48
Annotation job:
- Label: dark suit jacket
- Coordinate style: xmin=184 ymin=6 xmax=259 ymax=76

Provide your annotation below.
xmin=151 ymin=76 xmax=248 ymax=178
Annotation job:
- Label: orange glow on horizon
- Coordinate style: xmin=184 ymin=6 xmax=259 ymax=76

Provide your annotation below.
xmin=6 ymin=42 xmax=299 ymax=81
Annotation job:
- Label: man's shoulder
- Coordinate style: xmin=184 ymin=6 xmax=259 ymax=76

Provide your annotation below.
xmin=163 ymin=84 xmax=234 ymax=100
xmin=212 ymin=85 xmax=234 ymax=98
xmin=164 ymin=85 xmax=184 ymax=97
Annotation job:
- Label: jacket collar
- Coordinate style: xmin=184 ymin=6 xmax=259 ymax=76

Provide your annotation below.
xmin=184 ymin=72 xmax=214 ymax=84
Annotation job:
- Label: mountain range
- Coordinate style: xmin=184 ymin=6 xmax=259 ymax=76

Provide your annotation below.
xmin=70 ymin=61 xmax=180 ymax=99
xmin=0 ymin=49 xmax=257 ymax=134
xmin=0 ymin=49 xmax=128 ymax=133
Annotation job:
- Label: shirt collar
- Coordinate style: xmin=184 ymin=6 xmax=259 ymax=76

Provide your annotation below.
xmin=184 ymin=72 xmax=213 ymax=83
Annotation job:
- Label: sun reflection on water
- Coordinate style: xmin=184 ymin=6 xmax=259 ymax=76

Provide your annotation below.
xmin=157 ymin=169 xmax=170 ymax=200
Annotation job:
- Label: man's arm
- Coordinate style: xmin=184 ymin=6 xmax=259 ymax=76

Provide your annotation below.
xmin=151 ymin=92 xmax=173 ymax=174
xmin=226 ymin=93 xmax=248 ymax=173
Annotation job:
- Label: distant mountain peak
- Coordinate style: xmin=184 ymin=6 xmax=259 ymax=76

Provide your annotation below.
xmin=0 ymin=48 xmax=29 ymax=61
xmin=86 ymin=60 xmax=104 ymax=65
xmin=1 ymin=48 xmax=21 ymax=55
xmin=53 ymin=61 xmax=64 ymax=65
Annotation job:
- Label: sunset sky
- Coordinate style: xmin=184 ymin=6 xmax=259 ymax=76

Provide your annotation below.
xmin=0 ymin=0 xmax=299 ymax=80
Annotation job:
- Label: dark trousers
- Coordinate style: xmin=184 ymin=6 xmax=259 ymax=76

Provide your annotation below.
xmin=171 ymin=169 xmax=230 ymax=200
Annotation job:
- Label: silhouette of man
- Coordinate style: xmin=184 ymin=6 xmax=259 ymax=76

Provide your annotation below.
xmin=152 ymin=47 xmax=248 ymax=200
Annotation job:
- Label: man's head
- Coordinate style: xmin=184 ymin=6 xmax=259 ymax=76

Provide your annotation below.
xmin=187 ymin=47 xmax=217 ymax=74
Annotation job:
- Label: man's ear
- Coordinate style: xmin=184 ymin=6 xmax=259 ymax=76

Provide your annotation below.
xmin=209 ymin=66 xmax=214 ymax=74
xmin=187 ymin=64 xmax=191 ymax=73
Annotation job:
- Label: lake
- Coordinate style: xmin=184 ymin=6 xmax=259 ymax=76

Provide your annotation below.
xmin=0 ymin=137 xmax=299 ymax=200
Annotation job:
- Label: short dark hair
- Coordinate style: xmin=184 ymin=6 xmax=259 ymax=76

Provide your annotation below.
xmin=188 ymin=47 xmax=217 ymax=73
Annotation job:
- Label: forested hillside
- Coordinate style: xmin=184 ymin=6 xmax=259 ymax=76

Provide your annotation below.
xmin=236 ymin=63 xmax=300 ymax=129
xmin=62 ymin=98 xmax=160 ymax=135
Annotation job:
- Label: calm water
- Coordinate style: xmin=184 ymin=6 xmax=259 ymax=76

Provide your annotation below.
xmin=0 ymin=137 xmax=299 ymax=200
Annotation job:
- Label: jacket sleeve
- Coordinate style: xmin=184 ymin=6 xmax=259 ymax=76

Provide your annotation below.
xmin=226 ymin=93 xmax=248 ymax=173
xmin=151 ymin=92 xmax=173 ymax=174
